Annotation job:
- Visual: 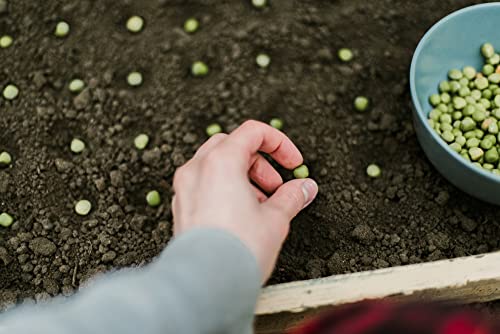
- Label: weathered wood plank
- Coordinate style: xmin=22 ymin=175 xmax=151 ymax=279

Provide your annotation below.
xmin=255 ymin=252 xmax=500 ymax=333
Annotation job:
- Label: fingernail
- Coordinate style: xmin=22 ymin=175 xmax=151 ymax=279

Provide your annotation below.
xmin=302 ymin=179 xmax=318 ymax=208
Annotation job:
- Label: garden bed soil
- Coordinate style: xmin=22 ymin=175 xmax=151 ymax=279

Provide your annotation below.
xmin=0 ymin=0 xmax=499 ymax=306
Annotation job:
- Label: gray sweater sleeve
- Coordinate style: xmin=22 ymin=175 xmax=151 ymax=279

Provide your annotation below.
xmin=0 ymin=228 xmax=262 ymax=334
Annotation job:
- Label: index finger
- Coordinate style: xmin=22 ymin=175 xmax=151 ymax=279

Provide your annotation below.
xmin=223 ymin=120 xmax=303 ymax=169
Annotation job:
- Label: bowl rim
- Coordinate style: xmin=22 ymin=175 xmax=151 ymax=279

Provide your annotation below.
xmin=410 ymin=2 xmax=500 ymax=184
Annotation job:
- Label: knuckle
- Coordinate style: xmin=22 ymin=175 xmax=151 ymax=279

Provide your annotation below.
xmin=209 ymin=133 xmax=227 ymax=142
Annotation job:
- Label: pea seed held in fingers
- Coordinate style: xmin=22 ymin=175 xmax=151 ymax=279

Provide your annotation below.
xmin=206 ymin=123 xmax=222 ymax=137
xmin=134 ymin=134 xmax=149 ymax=150
xmin=146 ymin=190 xmax=161 ymax=207
xmin=293 ymin=165 xmax=310 ymax=179
xmin=269 ymin=118 xmax=283 ymax=130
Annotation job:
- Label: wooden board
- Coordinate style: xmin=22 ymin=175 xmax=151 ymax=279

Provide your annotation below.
xmin=255 ymin=252 xmax=500 ymax=333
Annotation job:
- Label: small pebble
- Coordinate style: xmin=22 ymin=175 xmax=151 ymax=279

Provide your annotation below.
xmin=126 ymin=16 xmax=144 ymax=33
xmin=75 ymin=200 xmax=92 ymax=216
xmin=54 ymin=21 xmax=70 ymax=37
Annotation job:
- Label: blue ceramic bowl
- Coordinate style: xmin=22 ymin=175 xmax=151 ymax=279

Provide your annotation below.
xmin=410 ymin=3 xmax=500 ymax=205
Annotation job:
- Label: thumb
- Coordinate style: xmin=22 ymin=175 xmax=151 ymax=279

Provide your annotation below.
xmin=264 ymin=178 xmax=318 ymax=221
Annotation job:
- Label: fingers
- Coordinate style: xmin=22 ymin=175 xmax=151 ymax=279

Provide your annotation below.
xmin=263 ymin=179 xmax=318 ymax=221
xmin=249 ymin=154 xmax=283 ymax=193
xmin=251 ymin=184 xmax=268 ymax=203
xmin=225 ymin=120 xmax=303 ymax=170
xmin=193 ymin=133 xmax=227 ymax=160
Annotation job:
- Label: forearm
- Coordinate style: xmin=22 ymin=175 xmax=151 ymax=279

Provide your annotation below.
xmin=0 ymin=228 xmax=261 ymax=334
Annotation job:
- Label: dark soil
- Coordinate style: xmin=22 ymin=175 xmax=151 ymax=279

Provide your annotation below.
xmin=1 ymin=0 xmax=499 ymax=307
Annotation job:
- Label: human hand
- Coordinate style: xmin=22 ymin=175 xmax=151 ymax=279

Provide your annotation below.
xmin=171 ymin=120 xmax=318 ymax=282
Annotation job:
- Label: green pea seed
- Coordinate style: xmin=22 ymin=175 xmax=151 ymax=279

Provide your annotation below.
xmin=448 ymin=69 xmax=463 ymax=80
xmin=463 ymin=66 xmax=477 ymax=79
xmin=429 ymin=94 xmax=441 ymax=106
xmin=483 ymin=163 xmax=495 ymax=171
xmin=439 ymin=114 xmax=452 ymax=124
xmin=482 ymin=43 xmax=495 ymax=58
xmin=354 ymin=96 xmax=369 ymax=111
xmin=70 ymin=138 xmax=85 ymax=154
xmin=441 ymin=131 xmax=454 ymax=143
xmin=69 ymin=79 xmax=85 ymax=93
xmin=456 ymin=135 xmax=466 ymax=146
xmin=134 ymin=134 xmax=149 ymax=150
xmin=475 ymin=77 xmax=489 ymax=90
xmin=0 ymin=213 xmax=14 ymax=227
xmin=488 ymin=54 xmax=500 ymax=65
xmin=338 ymin=48 xmax=353 ymax=62
xmin=75 ymin=200 xmax=92 ymax=216
xmin=0 ymin=35 xmax=13 ymax=48
xmin=256 ymin=53 xmax=271 ymax=68
xmin=440 ymin=93 xmax=451 ymax=104
xmin=191 ymin=61 xmax=209 ymax=77
xmin=270 ymin=118 xmax=283 ymax=130
xmin=471 ymin=90 xmax=482 ymax=101
xmin=466 ymin=137 xmax=480 ymax=148
xmin=495 ymin=95 xmax=500 ymax=108
xmin=127 ymin=71 xmax=143 ymax=87
xmin=472 ymin=109 xmax=486 ymax=122
xmin=449 ymin=142 xmax=462 ymax=152
xmin=482 ymin=89 xmax=493 ymax=100
xmin=489 ymin=73 xmax=500 ymax=84
xmin=184 ymin=18 xmax=199 ymax=33
xmin=469 ymin=147 xmax=484 ymax=161
xmin=366 ymin=164 xmax=381 ymax=178
xmin=3 ymin=84 xmax=19 ymax=100
xmin=146 ymin=190 xmax=161 ymax=207
xmin=251 ymin=0 xmax=267 ymax=8
xmin=0 ymin=151 xmax=12 ymax=167
xmin=483 ymin=64 xmax=495 ymax=76
xmin=294 ymin=165 xmax=310 ymax=179
xmin=461 ymin=117 xmax=476 ymax=131
xmin=480 ymin=138 xmax=493 ymax=150
xmin=126 ymin=16 xmax=144 ymax=33
xmin=485 ymin=147 xmax=500 ymax=163
xmin=453 ymin=96 xmax=467 ymax=109
xmin=206 ymin=123 xmax=222 ymax=137
xmin=450 ymin=81 xmax=461 ymax=92
xmin=55 ymin=21 xmax=70 ymax=37
xmin=439 ymin=81 xmax=451 ymax=92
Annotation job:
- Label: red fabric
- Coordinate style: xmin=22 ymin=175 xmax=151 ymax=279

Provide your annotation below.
xmin=291 ymin=301 xmax=499 ymax=334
